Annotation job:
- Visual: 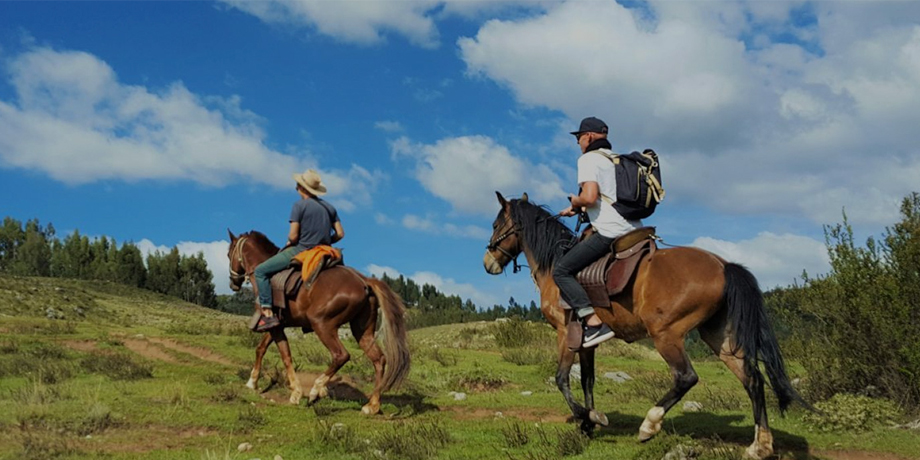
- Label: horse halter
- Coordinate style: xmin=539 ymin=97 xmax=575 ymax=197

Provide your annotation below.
xmin=228 ymin=236 xmax=249 ymax=286
xmin=486 ymin=215 xmax=524 ymax=273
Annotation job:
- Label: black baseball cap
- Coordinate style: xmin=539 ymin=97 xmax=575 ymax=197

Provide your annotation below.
xmin=570 ymin=117 xmax=608 ymax=136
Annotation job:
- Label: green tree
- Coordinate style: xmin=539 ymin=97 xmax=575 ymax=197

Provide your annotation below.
xmin=115 ymin=242 xmax=147 ymax=288
xmin=8 ymin=219 xmax=52 ymax=276
xmin=178 ymin=252 xmax=217 ymax=308
xmin=0 ymin=217 xmax=25 ymax=271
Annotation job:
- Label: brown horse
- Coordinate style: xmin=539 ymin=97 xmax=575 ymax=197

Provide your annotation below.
xmin=227 ymin=230 xmax=410 ymax=415
xmin=482 ymin=193 xmax=807 ymax=459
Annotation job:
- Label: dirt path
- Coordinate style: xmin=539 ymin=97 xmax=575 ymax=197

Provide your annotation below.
xmin=62 ymin=336 xmax=238 ymax=367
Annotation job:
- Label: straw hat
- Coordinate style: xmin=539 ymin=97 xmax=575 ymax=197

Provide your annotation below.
xmin=292 ymin=169 xmax=327 ymax=196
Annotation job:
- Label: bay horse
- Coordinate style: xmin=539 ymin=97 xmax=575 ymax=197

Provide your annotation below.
xmin=482 ymin=193 xmax=807 ymax=459
xmin=227 ymin=230 xmax=410 ymax=415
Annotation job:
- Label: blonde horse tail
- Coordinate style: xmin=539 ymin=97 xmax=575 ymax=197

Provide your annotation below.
xmin=367 ymin=278 xmax=411 ymax=391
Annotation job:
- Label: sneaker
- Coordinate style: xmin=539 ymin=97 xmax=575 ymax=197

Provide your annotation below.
xmin=582 ymin=323 xmax=615 ymax=348
xmin=254 ymin=315 xmax=280 ymax=332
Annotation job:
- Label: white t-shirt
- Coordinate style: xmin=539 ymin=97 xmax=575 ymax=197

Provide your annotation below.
xmin=576 ymin=148 xmax=642 ymax=238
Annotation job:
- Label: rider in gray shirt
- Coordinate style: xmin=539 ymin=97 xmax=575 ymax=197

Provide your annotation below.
xmin=252 ymin=170 xmax=344 ymax=332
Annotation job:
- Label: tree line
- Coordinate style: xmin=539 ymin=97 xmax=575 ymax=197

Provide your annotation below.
xmin=215 ymin=272 xmax=544 ymax=328
xmin=0 ymin=217 xmax=217 ymax=308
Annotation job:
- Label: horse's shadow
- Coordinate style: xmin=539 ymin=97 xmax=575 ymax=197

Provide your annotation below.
xmin=594 ymin=411 xmax=812 ymax=459
xmin=314 ymin=381 xmax=438 ymax=416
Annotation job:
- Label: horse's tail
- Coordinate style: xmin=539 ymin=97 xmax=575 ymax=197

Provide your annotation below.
xmin=723 ymin=262 xmax=808 ymax=413
xmin=367 ymin=277 xmax=411 ymax=391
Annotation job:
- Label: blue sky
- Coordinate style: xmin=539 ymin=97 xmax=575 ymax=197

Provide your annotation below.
xmin=2 ymin=1 xmax=919 ymax=308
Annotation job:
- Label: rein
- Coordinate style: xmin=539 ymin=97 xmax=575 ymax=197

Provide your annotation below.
xmin=486 ymin=216 xmax=525 ymax=274
xmin=229 ymin=236 xmax=250 ymax=283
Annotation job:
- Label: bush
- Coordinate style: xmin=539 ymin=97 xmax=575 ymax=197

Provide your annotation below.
xmin=768 ymin=193 xmax=920 ymax=408
xmin=500 ymin=420 xmax=531 ymax=448
xmin=491 ymin=317 xmax=551 ymax=348
xmin=802 ymin=394 xmax=901 ymax=432
xmin=501 ymin=346 xmax=554 ymax=366
xmin=371 ymin=420 xmax=451 ymax=460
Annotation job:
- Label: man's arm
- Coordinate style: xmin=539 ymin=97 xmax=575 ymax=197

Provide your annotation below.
xmin=331 ymin=221 xmax=345 ymax=244
xmin=569 ymin=181 xmax=599 ymax=208
xmin=285 ymin=222 xmax=300 ymax=248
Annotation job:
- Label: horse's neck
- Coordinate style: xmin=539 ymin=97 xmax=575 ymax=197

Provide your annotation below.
xmin=244 ymin=239 xmax=278 ymax=270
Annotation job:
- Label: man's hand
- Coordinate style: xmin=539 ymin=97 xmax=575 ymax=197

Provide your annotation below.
xmin=560 ymin=205 xmax=578 ymax=217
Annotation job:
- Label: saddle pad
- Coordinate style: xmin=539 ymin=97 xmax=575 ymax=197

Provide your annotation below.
xmin=269 ymin=267 xmax=302 ymax=310
xmin=576 ymin=253 xmax=614 ymax=309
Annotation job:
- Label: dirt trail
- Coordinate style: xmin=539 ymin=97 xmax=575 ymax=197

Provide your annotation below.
xmin=62 ymin=336 xmax=237 ymax=367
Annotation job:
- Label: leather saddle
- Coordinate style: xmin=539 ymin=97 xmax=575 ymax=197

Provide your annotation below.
xmin=268 ymin=255 xmax=343 ymax=310
xmin=572 ymin=226 xmax=657 ymax=309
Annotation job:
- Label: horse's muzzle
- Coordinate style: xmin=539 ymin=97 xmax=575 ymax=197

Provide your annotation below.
xmin=483 ymin=251 xmax=504 ymax=275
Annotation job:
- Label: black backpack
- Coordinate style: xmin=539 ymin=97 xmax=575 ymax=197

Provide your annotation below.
xmin=595 ymin=149 xmax=665 ymax=220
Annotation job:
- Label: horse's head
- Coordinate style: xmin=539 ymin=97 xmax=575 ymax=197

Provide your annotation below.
xmin=483 ymin=192 xmax=527 ymax=275
xmin=227 ymin=229 xmax=248 ymax=292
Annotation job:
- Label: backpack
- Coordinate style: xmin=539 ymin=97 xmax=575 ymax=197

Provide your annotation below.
xmin=594 ymin=149 xmax=665 ymax=220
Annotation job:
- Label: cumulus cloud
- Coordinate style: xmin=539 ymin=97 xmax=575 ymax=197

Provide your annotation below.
xmin=456 ymin=1 xmax=920 ymax=227
xmin=391 ymin=135 xmax=565 ymax=215
xmin=401 ymin=214 xmax=490 ymax=239
xmin=136 ymin=239 xmax=233 ymax=295
xmin=691 ymin=232 xmax=830 ymax=290
xmin=0 ymin=47 xmax=384 ymax=206
xmin=219 ymin=0 xmax=556 ymax=48
xmin=366 ymin=263 xmax=500 ymax=307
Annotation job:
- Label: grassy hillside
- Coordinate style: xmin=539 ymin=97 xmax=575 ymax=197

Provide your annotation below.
xmin=1 ymin=275 xmax=918 ymax=460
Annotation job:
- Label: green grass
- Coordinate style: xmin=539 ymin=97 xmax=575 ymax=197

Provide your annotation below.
xmin=1 ymin=274 xmax=919 ymax=460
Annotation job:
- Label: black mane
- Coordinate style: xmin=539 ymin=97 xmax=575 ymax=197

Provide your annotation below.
xmin=244 ymin=230 xmax=280 ymax=253
xmin=508 ymin=199 xmax=575 ymax=275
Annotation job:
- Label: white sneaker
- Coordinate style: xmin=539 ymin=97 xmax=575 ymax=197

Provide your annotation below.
xmin=582 ymin=323 xmax=615 ymax=348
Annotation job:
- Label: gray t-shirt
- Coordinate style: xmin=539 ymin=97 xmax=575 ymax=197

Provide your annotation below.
xmin=289 ymin=198 xmax=338 ymax=250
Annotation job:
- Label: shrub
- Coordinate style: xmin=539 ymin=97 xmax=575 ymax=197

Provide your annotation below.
xmin=491 ymin=317 xmax=550 ymax=348
xmin=500 ymin=420 xmax=531 ymax=448
xmin=75 ymin=403 xmax=118 ymax=436
xmin=311 ymin=420 xmax=365 ymax=453
xmin=425 ymin=347 xmax=458 ymax=367
xmin=371 ymin=420 xmax=451 ymax=460
xmin=501 ymin=346 xmax=553 ymax=366
xmin=236 ymin=406 xmax=266 ymax=432
xmin=802 ymin=394 xmax=901 ymax=432
xmin=767 ymin=193 xmax=920 ymax=408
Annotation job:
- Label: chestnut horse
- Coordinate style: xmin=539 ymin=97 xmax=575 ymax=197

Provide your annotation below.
xmin=227 ymin=230 xmax=410 ymax=415
xmin=482 ymin=193 xmax=806 ymax=459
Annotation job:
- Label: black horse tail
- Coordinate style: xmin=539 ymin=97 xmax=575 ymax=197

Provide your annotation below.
xmin=723 ymin=262 xmax=809 ymax=413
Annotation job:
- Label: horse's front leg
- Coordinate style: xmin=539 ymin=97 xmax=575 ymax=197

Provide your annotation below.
xmin=579 ymin=346 xmax=608 ymax=429
xmin=247 ymin=332 xmax=273 ymax=391
xmin=270 ymin=328 xmax=304 ymax=405
xmin=555 ymin=331 xmax=592 ymax=432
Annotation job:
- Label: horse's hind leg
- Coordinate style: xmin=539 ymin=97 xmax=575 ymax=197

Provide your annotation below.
xmin=639 ymin=332 xmax=699 ymax=442
xmin=270 ymin=328 xmax=304 ymax=405
xmin=699 ymin=320 xmax=773 ymax=459
xmin=247 ymin=333 xmax=273 ymax=391
xmin=309 ymin=322 xmax=351 ymax=405
xmin=350 ymin=305 xmax=384 ymax=415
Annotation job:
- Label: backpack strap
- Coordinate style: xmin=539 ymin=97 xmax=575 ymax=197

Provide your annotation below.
xmin=589 ymin=149 xmax=620 ymax=206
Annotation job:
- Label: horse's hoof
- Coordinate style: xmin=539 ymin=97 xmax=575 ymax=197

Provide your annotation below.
xmin=638 ymin=422 xmax=660 ymax=442
xmin=361 ymin=403 xmax=380 ymax=415
xmin=744 ymin=443 xmax=773 ymax=460
xmin=589 ymin=410 xmax=609 ymax=427
xmin=245 ymin=378 xmax=258 ymax=391
xmin=318 ymin=386 xmax=329 ymax=399
xmin=290 ymin=391 xmax=303 ymax=405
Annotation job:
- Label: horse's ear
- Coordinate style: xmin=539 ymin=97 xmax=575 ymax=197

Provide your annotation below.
xmin=521 ymin=192 xmax=529 ymax=202
xmin=227 ymin=229 xmax=236 ymax=241
xmin=496 ymin=191 xmax=507 ymax=206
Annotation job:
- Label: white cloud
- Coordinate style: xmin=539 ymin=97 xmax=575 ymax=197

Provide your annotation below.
xmin=691 ymin=232 xmax=830 ymax=290
xmin=218 ymin=0 xmax=556 ymax=49
xmin=456 ymin=1 xmax=920 ymax=228
xmin=366 ymin=263 xmax=500 ymax=307
xmin=0 ymin=47 xmax=384 ymax=205
xmin=374 ymin=120 xmax=404 ymax=132
xmin=401 ymin=214 xmax=490 ymax=239
xmin=391 ymin=135 xmax=565 ymax=215
xmin=136 ymin=239 xmax=233 ymax=295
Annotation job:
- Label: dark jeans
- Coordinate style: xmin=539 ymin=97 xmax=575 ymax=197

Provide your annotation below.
xmin=254 ymin=247 xmax=302 ymax=308
xmin=552 ymin=232 xmax=615 ymax=319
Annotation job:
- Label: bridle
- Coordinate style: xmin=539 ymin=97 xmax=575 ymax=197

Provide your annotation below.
xmin=486 ymin=213 xmax=524 ymax=273
xmin=228 ymin=236 xmax=250 ymax=286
